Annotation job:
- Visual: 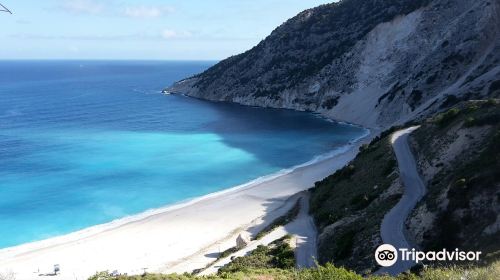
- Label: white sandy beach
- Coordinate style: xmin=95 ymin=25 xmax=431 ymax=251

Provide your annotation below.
xmin=0 ymin=134 xmax=370 ymax=280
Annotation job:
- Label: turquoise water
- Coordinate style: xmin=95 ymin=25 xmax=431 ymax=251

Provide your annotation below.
xmin=0 ymin=61 xmax=366 ymax=248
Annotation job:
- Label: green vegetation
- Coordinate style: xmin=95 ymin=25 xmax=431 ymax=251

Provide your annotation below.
xmin=309 ymin=133 xmax=401 ymax=272
xmin=307 ymin=100 xmax=500 ymax=273
xmin=88 ymin=261 xmax=500 ymax=280
xmin=216 ymin=247 xmax=239 ymax=262
xmin=409 ymin=100 xmax=500 ymax=262
xmin=434 ymin=108 xmax=461 ymax=128
xmin=218 ymin=236 xmax=295 ymax=274
xmin=197 ymin=199 xmax=300 ymax=274
xmin=192 ymin=0 xmax=431 ymax=99
xmin=463 ymin=104 xmax=500 ymax=127
xmin=198 ymin=198 xmax=301 ymax=274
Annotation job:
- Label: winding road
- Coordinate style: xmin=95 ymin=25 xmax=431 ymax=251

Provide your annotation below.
xmin=377 ymin=126 xmax=427 ymax=275
xmin=198 ymin=127 xmax=425 ymax=276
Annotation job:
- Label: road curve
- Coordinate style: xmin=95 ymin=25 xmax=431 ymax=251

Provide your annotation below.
xmin=377 ymin=126 xmax=427 ymax=275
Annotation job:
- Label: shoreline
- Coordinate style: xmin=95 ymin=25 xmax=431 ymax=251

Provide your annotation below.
xmin=0 ymin=129 xmax=373 ymax=280
xmin=0 ymin=127 xmax=370 ymax=256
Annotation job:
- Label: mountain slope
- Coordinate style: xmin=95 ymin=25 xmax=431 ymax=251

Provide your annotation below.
xmin=407 ymin=100 xmax=500 ymax=263
xmin=309 ymin=129 xmax=402 ymax=272
xmin=169 ymin=0 xmax=500 ymax=129
xmin=308 ymin=100 xmax=499 ymax=273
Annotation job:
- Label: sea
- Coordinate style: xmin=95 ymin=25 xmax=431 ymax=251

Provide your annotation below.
xmin=0 ymin=60 xmax=366 ymax=249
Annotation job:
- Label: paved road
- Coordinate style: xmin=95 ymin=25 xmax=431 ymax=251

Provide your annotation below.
xmin=199 ymin=192 xmax=317 ymax=275
xmin=377 ymin=126 xmax=427 ymax=275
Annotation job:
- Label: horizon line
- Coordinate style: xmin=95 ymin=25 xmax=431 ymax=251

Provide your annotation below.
xmin=0 ymin=58 xmax=220 ymax=62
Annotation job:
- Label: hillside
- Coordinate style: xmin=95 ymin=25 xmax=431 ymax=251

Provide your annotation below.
xmin=88 ymin=261 xmax=500 ymax=280
xmin=309 ymin=130 xmax=402 ymax=273
xmin=407 ymin=100 xmax=500 ymax=262
xmin=168 ymin=0 xmax=500 ymax=129
xmin=308 ymin=100 xmax=500 ymax=273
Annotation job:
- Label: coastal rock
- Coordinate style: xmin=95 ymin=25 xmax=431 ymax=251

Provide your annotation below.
xmin=169 ymin=0 xmax=500 ymax=129
xmin=236 ymin=232 xmax=251 ymax=249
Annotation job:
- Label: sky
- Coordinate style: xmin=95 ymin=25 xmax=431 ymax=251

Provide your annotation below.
xmin=0 ymin=0 xmax=333 ymax=60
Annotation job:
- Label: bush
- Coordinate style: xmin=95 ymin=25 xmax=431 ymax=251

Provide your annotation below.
xmin=435 ymin=108 xmax=461 ymax=127
xmin=88 ymin=272 xmax=114 ymax=280
xmin=464 ymin=117 xmax=475 ymax=127
xmin=218 ymin=246 xmax=239 ymax=259
xmin=359 ymin=144 xmax=370 ymax=153
xmin=382 ymin=159 xmax=397 ymax=176
xmin=218 ymin=237 xmax=295 ymax=274
xmin=336 ymin=165 xmax=356 ymax=180
xmin=333 ymin=230 xmax=356 ymax=261
xmin=297 ymin=263 xmax=362 ymax=280
xmin=464 ymin=112 xmax=500 ymax=127
xmin=466 ymin=103 xmax=480 ymax=112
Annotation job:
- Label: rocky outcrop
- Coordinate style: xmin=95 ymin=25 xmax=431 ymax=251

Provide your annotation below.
xmin=169 ymin=0 xmax=500 ymax=129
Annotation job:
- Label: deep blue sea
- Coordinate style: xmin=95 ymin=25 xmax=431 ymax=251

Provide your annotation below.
xmin=0 ymin=61 xmax=365 ymax=249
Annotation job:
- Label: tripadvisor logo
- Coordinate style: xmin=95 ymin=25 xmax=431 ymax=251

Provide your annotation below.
xmin=375 ymin=244 xmax=398 ymax=267
xmin=375 ymin=244 xmax=482 ymax=267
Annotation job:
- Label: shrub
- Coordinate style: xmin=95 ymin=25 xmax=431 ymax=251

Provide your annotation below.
xmin=359 ymin=144 xmax=370 ymax=153
xmin=218 ymin=237 xmax=295 ymax=274
xmin=466 ymin=103 xmax=480 ymax=112
xmin=464 ymin=117 xmax=475 ymax=127
xmin=333 ymin=230 xmax=356 ymax=260
xmin=88 ymin=272 xmax=113 ymax=280
xmin=464 ymin=112 xmax=500 ymax=127
xmin=382 ymin=159 xmax=397 ymax=176
xmin=435 ymin=108 xmax=461 ymax=127
xmin=218 ymin=246 xmax=239 ymax=259
xmin=297 ymin=263 xmax=362 ymax=280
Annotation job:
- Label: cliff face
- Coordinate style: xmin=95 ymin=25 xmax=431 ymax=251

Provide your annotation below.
xmin=169 ymin=0 xmax=500 ymax=129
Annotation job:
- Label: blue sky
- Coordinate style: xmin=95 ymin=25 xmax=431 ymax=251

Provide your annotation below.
xmin=0 ymin=0 xmax=333 ymax=60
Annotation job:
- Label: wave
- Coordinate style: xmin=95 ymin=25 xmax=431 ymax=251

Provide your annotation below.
xmin=131 ymin=88 xmax=163 ymax=95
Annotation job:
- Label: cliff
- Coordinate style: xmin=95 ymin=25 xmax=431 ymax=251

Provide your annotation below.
xmin=168 ymin=0 xmax=500 ymax=129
